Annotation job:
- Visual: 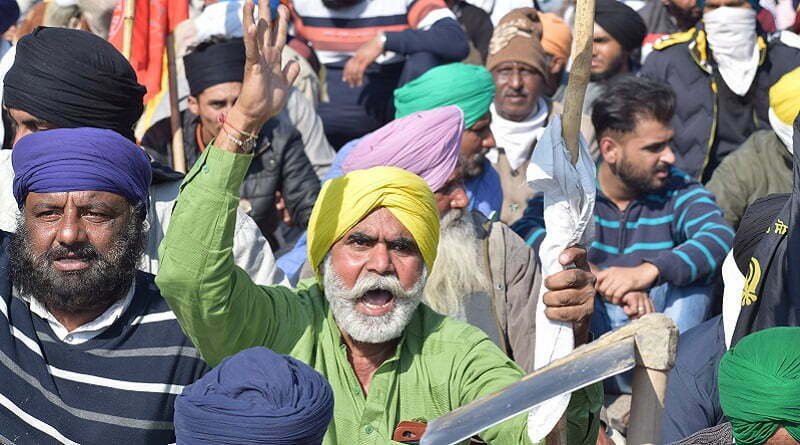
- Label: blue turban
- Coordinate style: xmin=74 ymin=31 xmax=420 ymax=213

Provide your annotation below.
xmin=12 ymin=128 xmax=152 ymax=212
xmin=0 ymin=0 xmax=19 ymax=35
xmin=174 ymin=347 xmax=334 ymax=445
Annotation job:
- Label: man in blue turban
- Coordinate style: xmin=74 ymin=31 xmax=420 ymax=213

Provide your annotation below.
xmin=175 ymin=347 xmax=334 ymax=444
xmin=0 ymin=127 xmax=209 ymax=443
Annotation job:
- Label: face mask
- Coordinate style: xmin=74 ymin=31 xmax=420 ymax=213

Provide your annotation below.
xmin=769 ymin=107 xmax=794 ymax=154
xmin=704 ymin=7 xmax=759 ymax=96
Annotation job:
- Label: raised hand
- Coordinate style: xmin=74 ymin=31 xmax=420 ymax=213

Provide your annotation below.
xmin=220 ymin=1 xmax=300 ymax=153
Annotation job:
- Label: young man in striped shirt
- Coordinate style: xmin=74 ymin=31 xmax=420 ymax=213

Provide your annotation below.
xmin=515 ymin=76 xmax=733 ymax=345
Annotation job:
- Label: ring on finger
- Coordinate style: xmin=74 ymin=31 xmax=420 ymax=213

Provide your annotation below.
xmin=638 ymin=305 xmax=645 ymax=312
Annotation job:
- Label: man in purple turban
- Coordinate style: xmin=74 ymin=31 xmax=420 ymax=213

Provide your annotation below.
xmin=0 ymin=127 xmax=209 ymax=443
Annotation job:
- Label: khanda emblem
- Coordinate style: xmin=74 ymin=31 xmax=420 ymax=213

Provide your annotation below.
xmin=741 ymin=257 xmax=762 ymax=306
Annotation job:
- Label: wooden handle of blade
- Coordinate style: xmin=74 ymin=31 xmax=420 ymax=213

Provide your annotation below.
xmin=628 ymin=367 xmax=669 ymax=444
xmin=561 ymin=0 xmax=595 ymax=165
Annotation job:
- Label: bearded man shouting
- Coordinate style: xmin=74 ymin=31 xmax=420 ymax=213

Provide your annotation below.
xmin=157 ymin=3 xmax=600 ymax=443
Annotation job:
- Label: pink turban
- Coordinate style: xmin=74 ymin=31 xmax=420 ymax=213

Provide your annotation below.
xmin=342 ymin=105 xmax=464 ymax=192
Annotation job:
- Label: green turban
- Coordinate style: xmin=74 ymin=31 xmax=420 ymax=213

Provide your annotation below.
xmin=719 ymin=327 xmax=800 ymax=444
xmin=394 ymin=63 xmax=496 ymax=128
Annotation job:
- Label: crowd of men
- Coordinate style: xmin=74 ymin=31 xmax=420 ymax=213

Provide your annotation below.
xmin=1 ymin=0 xmax=800 ymax=443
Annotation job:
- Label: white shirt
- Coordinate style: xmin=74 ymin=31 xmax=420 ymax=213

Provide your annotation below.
xmin=18 ymin=286 xmax=135 ymax=345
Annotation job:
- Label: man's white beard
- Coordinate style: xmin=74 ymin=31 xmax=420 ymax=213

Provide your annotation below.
xmin=423 ymin=209 xmax=493 ymax=317
xmin=322 ymin=255 xmax=426 ymax=344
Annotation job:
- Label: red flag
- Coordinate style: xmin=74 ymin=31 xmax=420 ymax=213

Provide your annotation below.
xmin=108 ymin=0 xmax=188 ymax=104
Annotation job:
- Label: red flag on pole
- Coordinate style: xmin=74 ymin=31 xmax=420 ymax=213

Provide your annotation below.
xmin=108 ymin=0 xmax=188 ymax=104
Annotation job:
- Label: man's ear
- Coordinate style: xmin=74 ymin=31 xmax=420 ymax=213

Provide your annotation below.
xmin=187 ymin=96 xmax=199 ymax=115
xmin=599 ymin=135 xmax=621 ymax=164
xmin=549 ymin=56 xmax=566 ymax=77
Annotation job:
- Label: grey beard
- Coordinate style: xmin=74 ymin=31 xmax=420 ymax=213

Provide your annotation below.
xmin=9 ymin=208 xmax=146 ymax=315
xmin=423 ymin=209 xmax=493 ymax=317
xmin=322 ymin=255 xmax=426 ymax=344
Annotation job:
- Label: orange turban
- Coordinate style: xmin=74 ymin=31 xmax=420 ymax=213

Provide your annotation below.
xmin=540 ymin=12 xmax=572 ymax=61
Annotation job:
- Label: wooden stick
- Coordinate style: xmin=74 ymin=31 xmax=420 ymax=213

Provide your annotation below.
xmin=628 ymin=368 xmax=669 ymax=444
xmin=627 ymin=314 xmax=679 ymax=445
xmin=166 ymin=33 xmax=187 ymax=173
xmin=544 ymin=1 xmax=596 ymax=442
xmin=561 ymin=0 xmax=595 ymax=165
xmin=122 ymin=0 xmax=135 ymax=60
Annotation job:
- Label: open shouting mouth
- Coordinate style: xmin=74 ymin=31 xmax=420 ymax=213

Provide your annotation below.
xmin=356 ymin=289 xmax=396 ymax=317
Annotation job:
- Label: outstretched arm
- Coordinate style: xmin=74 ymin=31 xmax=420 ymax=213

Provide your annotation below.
xmin=156 ymin=2 xmax=306 ymax=366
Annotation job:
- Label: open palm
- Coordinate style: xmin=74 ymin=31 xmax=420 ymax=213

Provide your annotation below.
xmin=233 ymin=1 xmax=300 ymax=129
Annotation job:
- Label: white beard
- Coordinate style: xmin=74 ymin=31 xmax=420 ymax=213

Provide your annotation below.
xmin=322 ymin=255 xmax=426 ymax=344
xmin=423 ymin=209 xmax=493 ymax=317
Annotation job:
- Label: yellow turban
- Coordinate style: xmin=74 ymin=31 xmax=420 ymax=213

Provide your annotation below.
xmin=770 ymin=67 xmax=800 ymax=126
xmin=307 ymin=166 xmax=440 ymax=276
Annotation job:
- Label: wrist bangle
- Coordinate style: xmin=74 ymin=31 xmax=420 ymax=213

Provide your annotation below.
xmin=218 ymin=113 xmax=258 ymax=140
xmin=379 ymin=32 xmax=387 ymax=46
xmin=221 ymin=123 xmax=257 ymax=153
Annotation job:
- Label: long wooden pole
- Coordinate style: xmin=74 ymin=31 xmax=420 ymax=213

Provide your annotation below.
xmin=122 ymin=0 xmax=135 ymax=60
xmin=166 ymin=33 xmax=187 ymax=173
xmin=561 ymin=0 xmax=595 ymax=165
xmin=544 ymin=1 xmax=596 ymax=443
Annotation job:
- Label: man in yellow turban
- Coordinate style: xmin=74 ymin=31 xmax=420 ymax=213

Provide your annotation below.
xmin=156 ymin=4 xmax=600 ymax=443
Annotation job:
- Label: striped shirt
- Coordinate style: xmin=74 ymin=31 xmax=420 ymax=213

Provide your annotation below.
xmin=512 ymin=169 xmax=734 ymax=286
xmin=289 ymin=0 xmax=456 ymax=65
xmin=0 ymin=231 xmax=209 ymax=444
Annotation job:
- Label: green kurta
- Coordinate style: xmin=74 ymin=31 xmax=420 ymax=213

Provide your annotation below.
xmin=156 ymin=145 xmax=600 ymax=445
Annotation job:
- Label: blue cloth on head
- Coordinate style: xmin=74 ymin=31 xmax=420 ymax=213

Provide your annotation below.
xmin=464 ymin=159 xmax=502 ymax=219
xmin=174 ymin=346 xmax=334 ymax=445
xmin=12 ymin=128 xmax=152 ymax=212
xmin=0 ymin=0 xmax=19 ymax=35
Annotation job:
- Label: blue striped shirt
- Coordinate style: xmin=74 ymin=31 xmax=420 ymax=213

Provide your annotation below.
xmin=0 ymin=231 xmax=209 ymax=444
xmin=512 ymin=169 xmax=734 ymax=286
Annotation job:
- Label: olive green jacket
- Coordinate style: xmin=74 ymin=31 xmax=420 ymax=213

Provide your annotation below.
xmin=706 ymin=130 xmax=792 ymax=230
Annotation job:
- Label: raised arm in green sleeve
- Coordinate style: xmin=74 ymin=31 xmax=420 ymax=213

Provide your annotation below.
xmin=155 ymin=145 xmax=312 ymax=366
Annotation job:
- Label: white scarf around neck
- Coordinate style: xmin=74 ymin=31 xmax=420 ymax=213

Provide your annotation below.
xmin=488 ymin=98 xmax=549 ymax=171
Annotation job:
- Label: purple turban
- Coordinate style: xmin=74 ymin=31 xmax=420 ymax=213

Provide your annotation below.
xmin=12 ymin=128 xmax=152 ymax=212
xmin=343 ymin=105 xmax=464 ymax=192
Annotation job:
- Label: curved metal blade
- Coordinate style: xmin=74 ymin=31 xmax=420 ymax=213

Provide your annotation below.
xmin=420 ymin=338 xmax=636 ymax=445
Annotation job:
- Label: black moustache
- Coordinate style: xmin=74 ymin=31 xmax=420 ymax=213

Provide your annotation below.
xmin=45 ymin=245 xmax=100 ymax=263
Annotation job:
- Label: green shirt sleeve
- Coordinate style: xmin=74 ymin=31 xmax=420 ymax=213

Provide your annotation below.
xmin=566 ymin=383 xmax=603 ymax=445
xmin=155 ymin=145 xmax=313 ymax=366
